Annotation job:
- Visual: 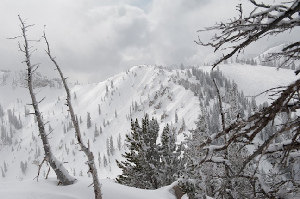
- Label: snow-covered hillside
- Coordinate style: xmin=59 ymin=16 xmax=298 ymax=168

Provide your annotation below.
xmin=0 ymin=65 xmax=201 ymax=179
xmin=0 ymin=64 xmax=297 ymax=198
xmin=211 ymin=64 xmax=299 ymax=105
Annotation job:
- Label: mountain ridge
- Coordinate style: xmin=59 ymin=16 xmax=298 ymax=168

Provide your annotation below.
xmin=0 ymin=63 xmax=297 ymax=181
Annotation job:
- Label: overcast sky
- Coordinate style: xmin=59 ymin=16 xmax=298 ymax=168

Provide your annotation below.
xmin=0 ymin=0 xmax=298 ymax=83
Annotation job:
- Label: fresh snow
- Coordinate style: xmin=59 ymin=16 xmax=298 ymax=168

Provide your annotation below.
xmin=0 ymin=63 xmax=298 ymax=198
xmin=0 ymin=178 xmax=175 ymax=199
xmin=206 ymin=64 xmax=298 ymax=105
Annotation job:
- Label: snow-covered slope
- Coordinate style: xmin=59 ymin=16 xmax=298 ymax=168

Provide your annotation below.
xmin=0 ymin=64 xmax=298 ymax=198
xmin=0 ymin=177 xmax=176 ymax=199
xmin=0 ymin=65 xmax=200 ymax=180
xmin=210 ymin=64 xmax=298 ymax=105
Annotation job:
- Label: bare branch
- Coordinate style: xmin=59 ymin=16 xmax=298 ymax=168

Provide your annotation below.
xmin=16 ymin=15 xmax=75 ymax=185
xmin=43 ymin=29 xmax=102 ymax=198
xmin=196 ymin=1 xmax=300 ymax=68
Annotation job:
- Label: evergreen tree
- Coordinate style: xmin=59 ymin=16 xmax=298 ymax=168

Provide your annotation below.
xmin=225 ymin=83 xmax=240 ymax=124
xmin=0 ymin=103 xmax=4 ymax=118
xmin=116 ymin=115 xmax=181 ymax=189
xmin=98 ymin=152 xmax=101 ymax=167
xmin=103 ymin=119 xmax=106 ymax=127
xmin=106 ymin=138 xmax=110 ymax=156
xmin=111 ymin=80 xmax=114 ymax=88
xmin=116 ymin=115 xmax=160 ymax=189
xmin=98 ymin=104 xmax=101 ymax=115
xmin=87 ymin=112 xmax=92 ymax=129
xmin=94 ymin=124 xmax=99 ymax=137
xmin=3 ymin=161 xmax=7 ymax=173
xmin=181 ymin=108 xmax=211 ymax=198
xmin=181 ymin=118 xmax=186 ymax=131
xmin=20 ymin=161 xmax=27 ymax=174
xmin=109 ymin=135 xmax=115 ymax=156
xmin=158 ymin=124 xmax=181 ymax=186
xmin=1 ymin=167 xmax=5 ymax=178
xmin=7 ymin=109 xmax=22 ymax=129
xmin=117 ymin=133 xmax=122 ymax=151
xmin=103 ymin=155 xmax=108 ymax=167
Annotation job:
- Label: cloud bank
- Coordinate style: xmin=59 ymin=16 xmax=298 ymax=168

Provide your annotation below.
xmin=0 ymin=0 xmax=298 ymax=83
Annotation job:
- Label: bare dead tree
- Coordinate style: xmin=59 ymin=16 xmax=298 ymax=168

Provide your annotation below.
xmin=15 ymin=16 xmax=75 ymax=185
xmin=196 ymin=0 xmax=300 ymax=69
xmin=196 ymin=0 xmax=300 ymax=198
xmin=43 ymin=31 xmax=102 ymax=199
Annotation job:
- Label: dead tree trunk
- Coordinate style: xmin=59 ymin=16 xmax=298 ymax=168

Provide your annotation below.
xmin=18 ymin=16 xmax=75 ymax=185
xmin=43 ymin=32 xmax=102 ymax=199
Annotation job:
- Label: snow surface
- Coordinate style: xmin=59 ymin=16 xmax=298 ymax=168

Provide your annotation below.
xmin=0 ymin=177 xmax=175 ymax=199
xmin=0 ymin=63 xmax=298 ymax=198
xmin=1 ymin=65 xmax=199 ymax=198
xmin=202 ymin=64 xmax=298 ymax=105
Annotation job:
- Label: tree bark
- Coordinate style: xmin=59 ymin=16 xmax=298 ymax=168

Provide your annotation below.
xmin=43 ymin=32 xmax=102 ymax=199
xmin=18 ymin=15 xmax=75 ymax=185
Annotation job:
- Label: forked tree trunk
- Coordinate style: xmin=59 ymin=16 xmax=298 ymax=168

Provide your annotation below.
xmin=18 ymin=16 xmax=75 ymax=185
xmin=43 ymin=32 xmax=102 ymax=199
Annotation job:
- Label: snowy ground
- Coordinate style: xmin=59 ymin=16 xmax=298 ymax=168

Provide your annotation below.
xmin=0 ymin=64 xmax=297 ymax=198
xmin=202 ymin=64 xmax=298 ymax=105
xmin=0 ymin=177 xmax=176 ymax=199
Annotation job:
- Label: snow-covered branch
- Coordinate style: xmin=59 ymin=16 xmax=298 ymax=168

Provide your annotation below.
xmin=196 ymin=0 xmax=300 ymax=68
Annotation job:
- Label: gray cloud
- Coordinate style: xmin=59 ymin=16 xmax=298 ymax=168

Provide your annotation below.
xmin=0 ymin=0 xmax=297 ymax=83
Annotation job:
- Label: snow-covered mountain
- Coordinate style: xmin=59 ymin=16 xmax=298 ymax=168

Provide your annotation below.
xmin=0 ymin=64 xmax=297 ymax=198
xmin=0 ymin=65 xmax=202 ymax=180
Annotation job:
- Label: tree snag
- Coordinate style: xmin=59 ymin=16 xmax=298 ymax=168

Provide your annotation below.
xmin=17 ymin=15 xmax=75 ymax=185
xmin=43 ymin=31 xmax=102 ymax=199
xmin=196 ymin=0 xmax=300 ymax=197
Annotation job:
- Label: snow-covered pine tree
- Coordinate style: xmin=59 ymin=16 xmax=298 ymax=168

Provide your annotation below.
xmin=20 ymin=161 xmax=27 ymax=174
xmin=0 ymin=103 xmax=4 ymax=118
xmin=87 ymin=112 xmax=92 ymax=129
xmin=116 ymin=119 xmax=143 ymax=187
xmin=109 ymin=135 xmax=115 ymax=156
xmin=1 ymin=167 xmax=5 ymax=178
xmin=103 ymin=155 xmax=108 ymax=167
xmin=175 ymin=111 xmax=178 ymax=123
xmin=181 ymin=118 xmax=186 ymax=131
xmin=94 ymin=124 xmax=99 ymax=139
xmin=142 ymin=115 xmax=160 ymax=189
xmin=180 ymin=108 xmax=211 ymax=199
xmin=158 ymin=123 xmax=181 ymax=186
xmin=117 ymin=133 xmax=122 ymax=151
xmin=116 ymin=115 xmax=160 ymax=189
xmin=98 ymin=104 xmax=101 ymax=115
xmin=98 ymin=152 xmax=101 ymax=167
xmin=7 ymin=109 xmax=22 ymax=130
xmin=106 ymin=138 xmax=110 ymax=157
